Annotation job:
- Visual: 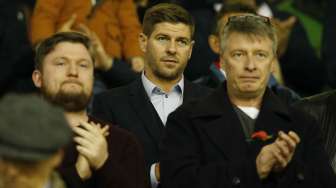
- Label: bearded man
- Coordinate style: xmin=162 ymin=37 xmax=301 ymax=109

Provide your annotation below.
xmin=32 ymin=32 xmax=147 ymax=188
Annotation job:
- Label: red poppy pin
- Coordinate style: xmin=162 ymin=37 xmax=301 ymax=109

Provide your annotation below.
xmin=251 ymin=131 xmax=272 ymax=141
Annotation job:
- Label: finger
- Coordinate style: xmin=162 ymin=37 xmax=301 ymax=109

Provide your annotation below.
xmin=64 ymin=14 xmax=77 ymax=28
xmin=271 ymin=145 xmax=287 ymax=168
xmin=78 ymin=23 xmax=92 ymax=36
xmin=76 ymin=145 xmax=93 ymax=159
xmin=275 ymin=139 xmax=290 ymax=157
xmin=73 ymin=126 xmax=96 ymax=141
xmin=101 ymin=125 xmax=109 ymax=134
xmin=79 ymin=120 xmax=100 ymax=134
xmin=278 ymin=131 xmax=296 ymax=151
xmin=288 ymin=131 xmax=300 ymax=144
xmin=74 ymin=136 xmax=94 ymax=148
xmin=281 ymin=16 xmax=296 ymax=28
xmin=103 ymin=132 xmax=109 ymax=137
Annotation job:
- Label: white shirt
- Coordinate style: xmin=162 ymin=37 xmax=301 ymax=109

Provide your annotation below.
xmin=237 ymin=106 xmax=260 ymax=119
xmin=141 ymin=72 xmax=184 ymax=188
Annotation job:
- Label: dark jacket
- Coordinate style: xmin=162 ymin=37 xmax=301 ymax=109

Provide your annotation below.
xmin=58 ymin=116 xmax=148 ymax=188
xmin=160 ymin=83 xmax=336 ymax=188
xmin=91 ymin=78 xmax=211 ymax=182
xmin=294 ymin=90 xmax=336 ymax=173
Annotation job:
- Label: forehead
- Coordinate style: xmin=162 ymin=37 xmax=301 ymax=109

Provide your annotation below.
xmin=150 ymin=22 xmax=192 ymax=39
xmin=45 ymin=42 xmax=92 ymax=61
xmin=224 ymin=32 xmax=273 ymax=51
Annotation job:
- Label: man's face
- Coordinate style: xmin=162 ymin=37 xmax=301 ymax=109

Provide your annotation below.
xmin=140 ymin=22 xmax=194 ymax=82
xmin=221 ymin=32 xmax=275 ymax=98
xmin=32 ymin=42 xmax=94 ymax=112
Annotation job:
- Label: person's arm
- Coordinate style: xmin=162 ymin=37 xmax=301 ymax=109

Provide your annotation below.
xmin=160 ymin=108 xmax=262 ymax=188
xmin=93 ymin=131 xmax=148 ymax=188
xmin=118 ymin=0 xmax=143 ymax=59
xmin=274 ymin=118 xmax=336 ymax=188
xmin=30 ymin=0 xmax=64 ymax=44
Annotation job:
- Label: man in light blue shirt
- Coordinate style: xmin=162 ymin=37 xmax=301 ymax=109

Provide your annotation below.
xmin=92 ymin=3 xmax=211 ymax=187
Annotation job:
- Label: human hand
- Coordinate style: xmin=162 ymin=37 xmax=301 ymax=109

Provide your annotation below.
xmin=73 ymin=120 xmax=109 ymax=170
xmin=256 ymin=143 xmax=279 ymax=179
xmin=76 ymin=154 xmax=92 ymax=180
xmin=58 ymin=14 xmax=77 ymax=33
xmin=78 ymin=24 xmax=113 ymax=71
xmin=155 ymin=162 xmax=160 ymax=182
xmin=131 ymin=56 xmax=145 ymax=72
xmin=272 ymin=131 xmax=300 ymax=172
xmin=256 ymin=130 xmax=300 ymax=179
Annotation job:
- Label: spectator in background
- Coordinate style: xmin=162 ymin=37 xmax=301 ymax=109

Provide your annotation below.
xmin=31 ymin=0 xmax=143 ymax=71
xmin=32 ymin=32 xmax=147 ymax=188
xmin=0 ymin=0 xmax=36 ymax=96
xmin=0 ymin=94 xmax=72 ymax=188
xmin=31 ymin=0 xmax=143 ymax=90
xmin=255 ymin=0 xmax=325 ymax=96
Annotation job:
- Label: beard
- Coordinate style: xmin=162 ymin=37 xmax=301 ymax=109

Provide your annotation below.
xmin=41 ymin=83 xmax=92 ymax=112
xmin=149 ymin=57 xmax=186 ymax=81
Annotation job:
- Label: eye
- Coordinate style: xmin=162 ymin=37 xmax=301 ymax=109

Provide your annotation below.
xmin=157 ymin=36 xmax=168 ymax=42
xmin=255 ymin=52 xmax=268 ymax=59
xmin=232 ymin=51 xmax=244 ymax=58
xmin=78 ymin=61 xmax=90 ymax=68
xmin=54 ymin=60 xmax=66 ymax=66
xmin=177 ymin=39 xmax=189 ymax=47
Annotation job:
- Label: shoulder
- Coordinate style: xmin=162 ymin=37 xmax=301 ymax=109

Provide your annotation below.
xmin=292 ymin=91 xmax=334 ymax=121
xmin=184 ymin=80 xmax=214 ymax=100
xmin=93 ymin=81 xmax=139 ymax=103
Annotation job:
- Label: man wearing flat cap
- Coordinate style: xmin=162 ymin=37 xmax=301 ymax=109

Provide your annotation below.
xmin=0 ymin=94 xmax=72 ymax=188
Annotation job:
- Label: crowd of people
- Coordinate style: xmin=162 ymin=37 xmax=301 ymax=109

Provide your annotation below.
xmin=0 ymin=0 xmax=335 ymax=188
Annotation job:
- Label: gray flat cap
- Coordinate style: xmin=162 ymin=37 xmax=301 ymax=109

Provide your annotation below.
xmin=0 ymin=94 xmax=72 ymax=161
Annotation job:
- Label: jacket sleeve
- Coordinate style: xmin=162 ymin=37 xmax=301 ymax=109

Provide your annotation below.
xmin=118 ymin=0 xmax=143 ymax=58
xmin=58 ymin=165 xmax=93 ymax=188
xmin=276 ymin=118 xmax=336 ymax=188
xmin=94 ymin=133 xmax=148 ymax=188
xmin=30 ymin=0 xmax=64 ymax=44
xmin=160 ymin=108 xmax=262 ymax=188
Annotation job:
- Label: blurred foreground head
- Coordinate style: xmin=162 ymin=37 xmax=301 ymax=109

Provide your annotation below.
xmin=0 ymin=94 xmax=72 ymax=188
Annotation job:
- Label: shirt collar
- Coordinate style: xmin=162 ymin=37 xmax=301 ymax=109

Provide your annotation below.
xmin=141 ymin=71 xmax=184 ymax=97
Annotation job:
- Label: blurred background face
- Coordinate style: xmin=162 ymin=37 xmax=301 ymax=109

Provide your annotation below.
xmin=221 ymin=32 xmax=275 ymax=99
xmin=140 ymin=22 xmax=194 ymax=82
xmin=34 ymin=42 xmax=94 ymax=112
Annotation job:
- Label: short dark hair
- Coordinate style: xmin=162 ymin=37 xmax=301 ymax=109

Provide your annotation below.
xmin=211 ymin=3 xmax=257 ymax=35
xmin=34 ymin=32 xmax=94 ymax=70
xmin=142 ymin=3 xmax=195 ymax=38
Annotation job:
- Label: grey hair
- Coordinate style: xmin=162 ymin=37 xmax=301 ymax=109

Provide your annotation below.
xmin=219 ymin=14 xmax=278 ymax=55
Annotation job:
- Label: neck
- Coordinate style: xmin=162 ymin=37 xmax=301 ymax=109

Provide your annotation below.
xmin=227 ymin=89 xmax=264 ymax=109
xmin=65 ymin=110 xmax=88 ymax=127
xmin=5 ymin=167 xmax=52 ymax=188
xmin=144 ymin=71 xmax=182 ymax=93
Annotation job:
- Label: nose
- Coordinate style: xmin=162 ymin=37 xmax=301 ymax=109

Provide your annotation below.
xmin=67 ymin=63 xmax=78 ymax=77
xmin=245 ymin=55 xmax=257 ymax=71
xmin=166 ymin=40 xmax=177 ymax=54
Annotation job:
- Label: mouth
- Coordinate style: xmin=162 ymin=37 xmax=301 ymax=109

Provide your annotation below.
xmin=161 ymin=57 xmax=178 ymax=64
xmin=62 ymin=80 xmax=82 ymax=86
xmin=239 ymin=76 xmax=259 ymax=82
